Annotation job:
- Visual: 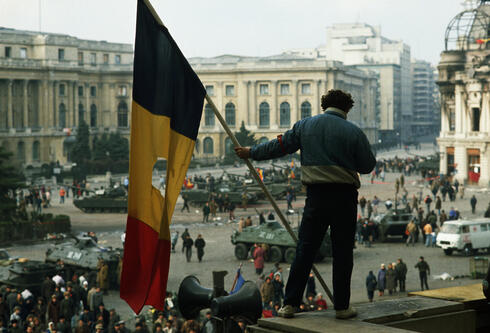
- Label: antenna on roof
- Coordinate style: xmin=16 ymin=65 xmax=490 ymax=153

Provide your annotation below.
xmin=38 ymin=0 xmax=42 ymax=32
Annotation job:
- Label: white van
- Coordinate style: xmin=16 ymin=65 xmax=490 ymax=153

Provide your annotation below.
xmin=436 ymin=218 xmax=490 ymax=255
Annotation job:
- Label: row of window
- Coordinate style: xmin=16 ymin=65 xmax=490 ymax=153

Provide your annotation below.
xmin=75 ymin=51 xmax=122 ymax=66
xmin=56 ymin=101 xmax=129 ymax=128
xmin=57 ymin=84 xmax=127 ymax=97
xmin=205 ymin=83 xmax=312 ymax=97
xmin=203 ymin=101 xmax=312 ymax=127
xmin=3 ymin=46 xmax=123 ymax=65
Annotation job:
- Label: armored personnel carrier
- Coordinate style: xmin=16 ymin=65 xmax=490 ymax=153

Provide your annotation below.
xmin=231 ymin=219 xmax=331 ymax=264
xmin=0 ymin=259 xmax=59 ymax=295
xmin=45 ymin=236 xmax=122 ymax=289
xmin=372 ymin=210 xmax=417 ymax=242
xmin=73 ymin=187 xmax=127 ymax=213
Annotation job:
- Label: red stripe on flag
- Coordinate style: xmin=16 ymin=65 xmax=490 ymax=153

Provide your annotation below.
xmin=120 ymin=216 xmax=171 ymax=313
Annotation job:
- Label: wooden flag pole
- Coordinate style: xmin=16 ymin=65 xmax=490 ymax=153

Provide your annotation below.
xmin=205 ymin=94 xmax=334 ymax=304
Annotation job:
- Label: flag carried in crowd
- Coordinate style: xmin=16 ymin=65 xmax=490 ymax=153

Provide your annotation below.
xmin=120 ymin=0 xmax=206 ymax=313
xmin=230 ymin=264 xmax=245 ymax=294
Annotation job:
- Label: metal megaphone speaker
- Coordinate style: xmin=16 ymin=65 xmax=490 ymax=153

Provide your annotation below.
xmin=210 ymin=281 xmax=262 ymax=323
xmin=178 ymin=275 xmax=214 ymax=319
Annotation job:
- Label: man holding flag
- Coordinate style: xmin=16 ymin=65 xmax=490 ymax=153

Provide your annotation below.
xmin=235 ymin=90 xmax=376 ymax=319
xmin=120 ymin=0 xmax=206 ymax=313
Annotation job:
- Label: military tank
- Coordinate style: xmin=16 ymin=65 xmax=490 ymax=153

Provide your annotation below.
xmin=0 ymin=259 xmax=59 ymax=295
xmin=231 ymin=219 xmax=331 ymax=264
xmin=73 ymin=187 xmax=127 ymax=213
xmin=182 ymin=186 xmax=258 ymax=207
xmin=372 ymin=209 xmax=417 ymax=242
xmin=45 ymin=236 xmax=122 ymax=289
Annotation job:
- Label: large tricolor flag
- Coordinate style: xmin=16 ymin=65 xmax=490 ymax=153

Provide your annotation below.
xmin=120 ymin=0 xmax=206 ymax=313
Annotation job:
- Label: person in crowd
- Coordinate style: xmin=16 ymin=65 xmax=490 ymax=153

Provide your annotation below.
xmin=194 ymin=234 xmax=206 ymax=263
xmin=377 ymin=264 xmax=386 ymax=297
xmin=395 ymin=258 xmax=407 ymax=292
xmin=365 ymin=271 xmax=377 ymax=302
xmin=415 ymin=256 xmax=430 ymax=291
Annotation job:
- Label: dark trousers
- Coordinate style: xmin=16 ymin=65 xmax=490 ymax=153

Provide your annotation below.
xmin=419 ymin=271 xmax=429 ymax=290
xmin=398 ymin=278 xmax=406 ymax=292
xmin=284 ymin=184 xmax=357 ymax=310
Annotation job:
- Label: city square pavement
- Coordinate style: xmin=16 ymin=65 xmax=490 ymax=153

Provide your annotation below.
xmin=8 ymin=144 xmax=490 ymax=321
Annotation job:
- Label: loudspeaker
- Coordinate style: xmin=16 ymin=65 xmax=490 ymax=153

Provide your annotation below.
xmin=178 ymin=275 xmax=214 ymax=319
xmin=210 ymin=281 xmax=262 ymax=324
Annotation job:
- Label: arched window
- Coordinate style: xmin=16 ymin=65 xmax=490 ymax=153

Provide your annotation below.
xmin=118 ymin=101 xmax=129 ymax=128
xmin=280 ymin=102 xmax=290 ymax=127
xmin=59 ymin=103 xmax=66 ymax=128
xmin=225 ymin=103 xmax=236 ymax=126
xmin=32 ymin=141 xmax=40 ymax=161
xmin=301 ymin=101 xmax=311 ymax=119
xmin=78 ymin=103 xmax=85 ymax=125
xmin=224 ymin=137 xmax=233 ymax=155
xmin=204 ymin=104 xmax=214 ymax=126
xmin=90 ymin=104 xmax=97 ymax=127
xmin=259 ymin=102 xmax=270 ymax=127
xmin=259 ymin=137 xmax=269 ymax=145
xmin=203 ymin=137 xmax=214 ymax=154
xmin=17 ymin=141 xmax=25 ymax=162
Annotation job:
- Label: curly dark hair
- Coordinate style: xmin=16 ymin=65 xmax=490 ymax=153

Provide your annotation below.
xmin=321 ymin=89 xmax=354 ymax=112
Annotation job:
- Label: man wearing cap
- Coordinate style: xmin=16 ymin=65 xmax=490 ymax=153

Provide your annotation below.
xmin=60 ymin=291 xmax=76 ymax=329
xmin=235 ymin=90 xmax=376 ymax=319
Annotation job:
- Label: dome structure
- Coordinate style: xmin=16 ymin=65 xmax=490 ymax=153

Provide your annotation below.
xmin=445 ymin=1 xmax=490 ymax=51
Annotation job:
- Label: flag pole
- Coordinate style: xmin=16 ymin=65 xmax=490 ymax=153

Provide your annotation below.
xmin=230 ymin=263 xmax=243 ymax=292
xmin=205 ymin=94 xmax=334 ymax=304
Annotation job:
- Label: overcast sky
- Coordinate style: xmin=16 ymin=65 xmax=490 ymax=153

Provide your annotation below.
xmin=0 ymin=0 xmax=466 ymax=65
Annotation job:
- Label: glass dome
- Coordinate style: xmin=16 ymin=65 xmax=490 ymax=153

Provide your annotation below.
xmin=445 ymin=2 xmax=490 ymax=51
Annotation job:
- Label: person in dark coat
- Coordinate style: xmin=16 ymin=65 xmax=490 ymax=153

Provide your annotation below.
xmin=471 ymin=195 xmax=477 ymax=214
xmin=395 ymin=258 xmax=408 ymax=292
xmin=41 ymin=276 xmax=56 ymax=304
xmin=181 ymin=229 xmax=190 ymax=253
xmin=183 ymin=235 xmax=193 ymax=262
xmin=377 ymin=264 xmax=386 ymax=297
xmin=194 ymin=234 xmax=206 ymax=263
xmin=272 ymin=274 xmax=285 ymax=306
xmin=415 ymin=256 xmax=430 ymax=291
xmin=59 ymin=292 xmax=75 ymax=328
xmin=386 ymin=264 xmax=396 ymax=295
xmin=365 ymin=271 xmax=377 ymax=302
xmin=47 ymin=295 xmax=60 ymax=324
xmin=202 ymin=202 xmax=211 ymax=223
xmin=0 ymin=295 xmax=8 ymax=325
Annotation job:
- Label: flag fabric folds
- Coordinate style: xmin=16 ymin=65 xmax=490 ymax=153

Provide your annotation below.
xmin=230 ymin=268 xmax=245 ymax=295
xmin=120 ymin=0 xmax=206 ymax=314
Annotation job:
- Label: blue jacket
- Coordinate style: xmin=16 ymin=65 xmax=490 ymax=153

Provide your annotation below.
xmin=250 ymin=107 xmax=376 ymax=188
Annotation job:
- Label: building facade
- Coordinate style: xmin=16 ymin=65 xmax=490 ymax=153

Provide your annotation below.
xmin=0 ymin=27 xmax=133 ymax=166
xmin=287 ymin=23 xmax=412 ymax=145
xmin=411 ymin=59 xmax=440 ymax=138
xmin=437 ymin=1 xmax=490 ymax=186
xmin=189 ymin=54 xmax=379 ymax=159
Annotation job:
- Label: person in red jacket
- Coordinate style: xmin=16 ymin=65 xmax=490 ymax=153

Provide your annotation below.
xmin=253 ymin=244 xmax=265 ymax=275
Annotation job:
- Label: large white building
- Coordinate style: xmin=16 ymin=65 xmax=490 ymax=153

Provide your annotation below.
xmin=437 ymin=0 xmax=490 ymax=186
xmin=0 ymin=27 xmax=133 ymax=166
xmin=287 ymin=23 xmax=412 ymax=145
xmin=189 ymin=54 xmax=379 ymax=159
